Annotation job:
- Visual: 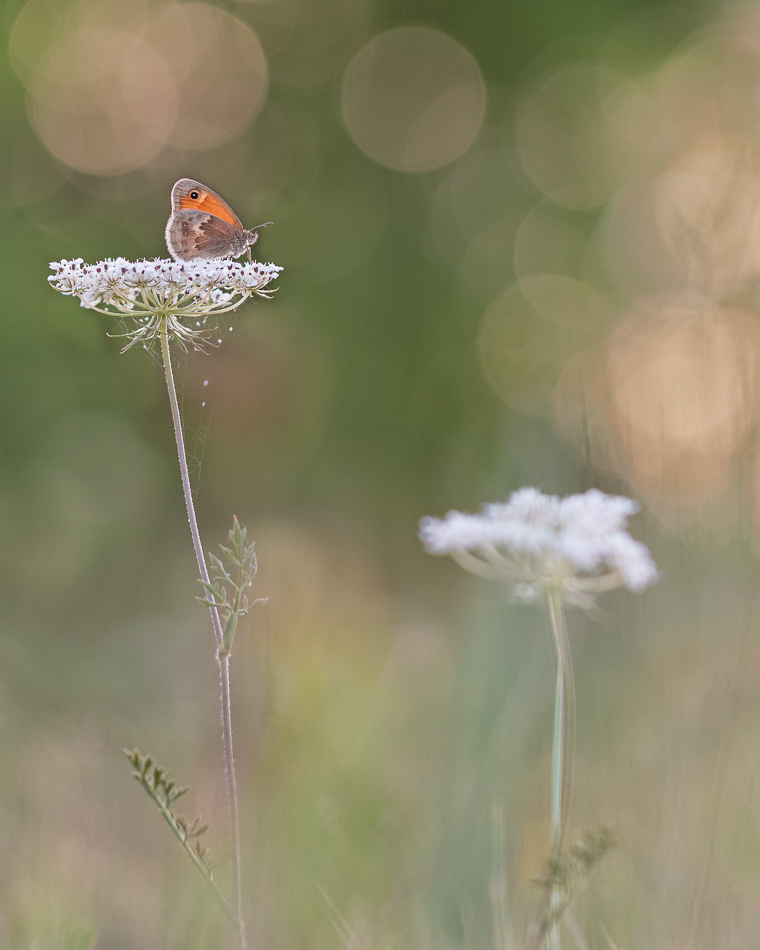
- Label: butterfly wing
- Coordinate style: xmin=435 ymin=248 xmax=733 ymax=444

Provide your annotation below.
xmin=166 ymin=209 xmax=248 ymax=261
xmin=170 ymin=179 xmax=243 ymax=230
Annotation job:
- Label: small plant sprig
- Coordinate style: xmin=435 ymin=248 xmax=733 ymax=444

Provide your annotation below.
xmin=197 ymin=516 xmax=267 ymax=658
xmin=528 ymin=827 xmax=617 ymax=950
xmin=125 ymin=748 xmax=234 ymax=925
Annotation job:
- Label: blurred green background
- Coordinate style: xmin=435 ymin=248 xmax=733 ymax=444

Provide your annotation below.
xmin=4 ymin=0 xmax=760 ymax=947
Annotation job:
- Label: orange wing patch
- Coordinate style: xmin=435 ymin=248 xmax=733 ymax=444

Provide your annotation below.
xmin=178 ymin=189 xmax=241 ymax=229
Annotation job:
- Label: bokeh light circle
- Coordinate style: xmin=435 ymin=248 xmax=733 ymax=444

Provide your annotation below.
xmin=604 ymin=295 xmax=760 ymax=503
xmin=341 ymin=27 xmax=486 ymax=172
xmin=478 ymin=284 xmax=580 ymax=416
xmin=517 ymin=64 xmax=643 ymax=208
xmin=145 ymin=4 xmax=268 ymax=151
xmin=654 ymin=131 xmax=760 ymax=300
xmin=30 ymin=27 xmax=178 ymax=176
xmin=520 ymin=274 xmax=614 ymax=333
xmin=21 ymin=2 xmax=268 ymax=176
xmin=514 ymin=203 xmax=590 ymax=283
xmin=265 ymin=0 xmax=370 ymax=89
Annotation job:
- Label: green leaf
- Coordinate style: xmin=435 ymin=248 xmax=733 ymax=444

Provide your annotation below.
xmin=220 ymin=611 xmax=238 ymax=655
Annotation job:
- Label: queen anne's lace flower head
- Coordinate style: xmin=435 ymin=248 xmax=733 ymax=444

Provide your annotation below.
xmin=49 ymin=257 xmax=283 ymax=351
xmin=419 ymin=487 xmax=658 ymax=606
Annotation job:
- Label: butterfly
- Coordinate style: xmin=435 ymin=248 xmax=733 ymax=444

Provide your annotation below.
xmin=165 ymin=179 xmax=270 ymax=262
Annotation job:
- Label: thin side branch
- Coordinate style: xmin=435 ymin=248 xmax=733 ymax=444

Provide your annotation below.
xmin=125 ymin=748 xmax=234 ymax=924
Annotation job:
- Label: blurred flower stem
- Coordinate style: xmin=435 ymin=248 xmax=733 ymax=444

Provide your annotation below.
xmin=159 ymin=317 xmax=246 ymax=950
xmin=547 ymin=587 xmax=575 ymax=950
xmin=420 ymin=488 xmax=658 ymax=949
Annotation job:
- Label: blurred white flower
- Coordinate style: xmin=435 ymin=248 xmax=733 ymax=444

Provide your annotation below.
xmin=49 ymin=256 xmax=282 ymax=351
xmin=419 ymin=487 xmax=658 ymax=606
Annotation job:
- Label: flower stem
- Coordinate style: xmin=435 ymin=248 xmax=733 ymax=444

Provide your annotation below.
xmin=159 ymin=318 xmax=247 ymax=950
xmin=546 ymin=587 xmax=576 ymax=950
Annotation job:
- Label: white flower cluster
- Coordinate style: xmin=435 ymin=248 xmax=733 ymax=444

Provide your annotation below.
xmin=49 ymin=257 xmax=282 ymax=351
xmin=49 ymin=257 xmax=282 ymax=308
xmin=420 ymin=487 xmax=658 ymax=603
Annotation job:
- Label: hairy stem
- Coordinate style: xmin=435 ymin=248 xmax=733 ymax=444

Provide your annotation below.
xmin=159 ymin=318 xmax=247 ymax=950
xmin=546 ymin=587 xmax=576 ymax=950
xmin=220 ymin=655 xmax=244 ymax=945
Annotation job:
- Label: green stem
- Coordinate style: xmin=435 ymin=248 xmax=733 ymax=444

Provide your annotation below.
xmin=546 ymin=587 xmax=576 ymax=950
xmin=159 ymin=318 xmax=247 ymax=950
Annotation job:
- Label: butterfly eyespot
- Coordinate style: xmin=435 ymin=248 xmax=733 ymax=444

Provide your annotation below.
xmin=190 ymin=190 xmax=199 ymax=199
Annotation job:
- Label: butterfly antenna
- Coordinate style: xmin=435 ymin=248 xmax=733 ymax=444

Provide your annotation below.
xmin=246 ymin=223 xmax=272 ymax=261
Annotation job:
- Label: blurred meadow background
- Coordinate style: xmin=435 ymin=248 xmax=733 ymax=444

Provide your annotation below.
xmin=3 ymin=0 xmax=760 ymax=947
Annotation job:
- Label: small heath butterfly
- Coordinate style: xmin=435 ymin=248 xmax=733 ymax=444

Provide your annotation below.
xmin=166 ymin=179 xmax=271 ymax=262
